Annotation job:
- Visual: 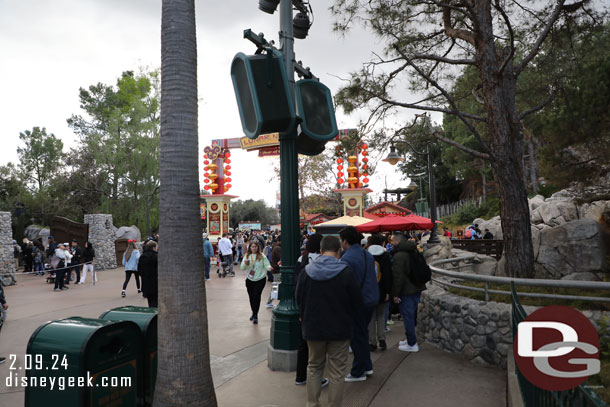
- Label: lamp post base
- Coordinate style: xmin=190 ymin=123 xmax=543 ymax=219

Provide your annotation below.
xmin=267 ymin=343 xmax=298 ymax=371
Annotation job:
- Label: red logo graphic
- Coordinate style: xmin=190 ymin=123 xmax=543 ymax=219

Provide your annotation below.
xmin=514 ymin=305 xmax=600 ymax=391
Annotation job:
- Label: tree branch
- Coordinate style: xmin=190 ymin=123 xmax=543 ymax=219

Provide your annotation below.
xmin=518 ymin=90 xmax=556 ymax=119
xmin=516 ymin=0 xmax=566 ymax=76
xmin=443 ymin=7 xmax=476 ymax=45
xmin=393 ymin=44 xmax=490 ymax=152
xmin=431 ymin=130 xmax=491 ymax=160
xmin=494 ymin=0 xmax=515 ymax=74
xmin=413 ymin=53 xmax=475 ymax=65
xmin=375 ymin=94 xmax=486 ymax=122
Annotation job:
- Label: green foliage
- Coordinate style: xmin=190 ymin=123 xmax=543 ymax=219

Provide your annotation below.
xmin=449 ymin=197 xmax=500 ymax=225
xmin=229 ymin=199 xmax=279 ymax=228
xmin=17 ymin=127 xmax=64 ymax=193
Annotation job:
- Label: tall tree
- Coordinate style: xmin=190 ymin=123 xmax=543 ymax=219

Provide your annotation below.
xmin=17 ymin=127 xmax=64 ymax=193
xmin=154 ymin=0 xmax=216 ymax=406
xmin=331 ymin=0 xmax=605 ymax=277
xmin=67 ymin=70 xmax=161 ymax=231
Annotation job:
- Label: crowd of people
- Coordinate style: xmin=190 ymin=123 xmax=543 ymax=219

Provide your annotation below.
xmin=208 ymin=226 xmax=429 ymax=407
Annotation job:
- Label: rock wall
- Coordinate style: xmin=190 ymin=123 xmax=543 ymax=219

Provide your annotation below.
xmin=0 ymin=212 xmax=16 ymax=286
xmin=84 ymin=214 xmax=117 ymax=270
xmin=418 ymin=285 xmax=513 ymax=368
xmin=418 ymin=284 xmax=610 ymax=368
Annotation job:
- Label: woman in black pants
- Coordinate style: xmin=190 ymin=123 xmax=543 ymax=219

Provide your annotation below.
xmin=240 ymin=239 xmax=270 ymax=324
xmin=121 ymin=240 xmax=141 ymax=298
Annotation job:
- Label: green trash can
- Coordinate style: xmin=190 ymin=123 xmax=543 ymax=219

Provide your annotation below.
xmin=100 ymin=306 xmax=157 ymax=406
xmin=25 ymin=316 xmax=142 ymax=407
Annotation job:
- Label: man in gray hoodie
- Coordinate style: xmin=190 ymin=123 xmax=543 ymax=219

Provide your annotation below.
xmin=296 ymin=236 xmax=363 ymax=407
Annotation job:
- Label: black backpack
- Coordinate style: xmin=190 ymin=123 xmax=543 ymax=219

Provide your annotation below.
xmin=408 ymin=251 xmax=431 ymax=286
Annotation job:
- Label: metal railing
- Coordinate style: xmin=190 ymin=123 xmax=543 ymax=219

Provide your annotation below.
xmin=510 ymin=282 xmax=608 ymax=407
xmin=429 ymin=256 xmax=610 ymax=303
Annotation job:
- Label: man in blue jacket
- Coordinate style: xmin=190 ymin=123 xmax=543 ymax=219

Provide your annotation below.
xmin=339 ymin=226 xmax=379 ymax=382
xmin=203 ymin=233 xmax=213 ymax=281
xmin=296 ymin=235 xmax=363 ymax=407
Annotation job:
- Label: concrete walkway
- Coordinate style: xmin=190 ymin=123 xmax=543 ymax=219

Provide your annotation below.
xmin=0 ymin=266 xmax=505 ymax=407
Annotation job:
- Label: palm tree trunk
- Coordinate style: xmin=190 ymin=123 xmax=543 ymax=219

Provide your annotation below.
xmin=155 ymin=1 xmax=217 ymax=406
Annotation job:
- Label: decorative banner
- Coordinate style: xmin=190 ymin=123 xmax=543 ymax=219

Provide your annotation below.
xmin=200 ymin=203 xmax=206 ymax=220
xmin=204 ymin=145 xmax=222 ymax=160
xmin=209 ymin=213 xmax=221 ymax=234
xmin=238 ymin=222 xmax=262 ymax=230
xmin=258 ymin=146 xmax=281 ymax=157
xmin=240 ymin=133 xmax=279 ymax=150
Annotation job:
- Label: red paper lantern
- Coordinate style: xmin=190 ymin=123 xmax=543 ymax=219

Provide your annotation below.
xmin=204 ymin=185 xmax=210 ymax=190
xmin=204 ymin=172 xmax=209 ymax=177
xmin=362 ymin=150 xmax=368 ymax=156
xmin=204 ymin=154 xmax=208 ymax=159
xmin=336 ymin=158 xmax=343 ymax=164
xmin=337 ymin=165 xmax=343 ymax=170
xmin=225 ymin=183 xmax=232 ymax=189
xmin=225 ymin=165 xmax=231 ymax=170
xmin=225 ymin=177 xmax=232 ymax=183
xmin=225 ymin=158 xmax=231 ymax=164
xmin=225 ymin=171 xmax=231 ymax=176
xmin=203 ymin=160 xmax=209 ymax=165
xmin=337 ymin=179 xmax=344 ymax=184
xmin=362 ymin=164 xmax=368 ymax=170
xmin=337 ymin=171 xmax=344 ymax=177
xmin=363 ymin=177 xmax=369 ymax=183
xmin=204 ymin=179 xmax=210 ymax=183
xmin=225 ymin=151 xmax=231 ymax=158
xmin=361 ymin=143 xmax=368 ymax=149
xmin=362 ymin=157 xmax=369 ymax=163
xmin=204 ymin=166 xmax=209 ymax=171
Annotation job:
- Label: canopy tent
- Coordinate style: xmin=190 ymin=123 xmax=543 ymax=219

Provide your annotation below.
xmin=315 ymin=215 xmax=373 ymax=227
xmin=355 ymin=214 xmax=435 ymax=233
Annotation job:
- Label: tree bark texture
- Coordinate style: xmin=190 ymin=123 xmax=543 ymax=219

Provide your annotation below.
xmin=155 ymin=1 xmax=217 ymax=406
xmin=473 ymin=0 xmax=535 ymax=277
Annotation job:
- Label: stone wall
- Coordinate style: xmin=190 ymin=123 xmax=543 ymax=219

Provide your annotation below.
xmin=0 ymin=212 xmax=16 ymax=286
xmin=418 ymin=285 xmax=513 ymax=368
xmin=418 ymin=284 xmax=610 ymax=368
xmin=84 ymin=214 xmax=117 ymax=270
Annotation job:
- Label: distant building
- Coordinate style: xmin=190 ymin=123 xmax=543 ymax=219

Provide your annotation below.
xmin=365 ymin=201 xmax=412 ymax=218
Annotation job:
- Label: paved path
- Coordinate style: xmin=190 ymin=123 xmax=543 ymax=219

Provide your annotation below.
xmin=0 ymin=266 xmax=505 ymax=407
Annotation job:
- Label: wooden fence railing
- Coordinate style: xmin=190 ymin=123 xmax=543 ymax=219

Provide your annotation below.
xmin=451 ymin=239 xmax=503 ymax=260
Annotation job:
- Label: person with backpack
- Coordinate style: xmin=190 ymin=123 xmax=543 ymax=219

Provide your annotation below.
xmin=391 ymin=232 xmax=428 ymax=352
xmin=365 ymin=234 xmax=393 ymax=352
xmin=339 ymin=226 xmax=379 ymax=382
xmin=32 ymin=241 xmax=44 ymax=275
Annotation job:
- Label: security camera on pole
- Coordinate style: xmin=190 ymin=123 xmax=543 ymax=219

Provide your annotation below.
xmin=230 ymin=0 xmax=338 ymax=371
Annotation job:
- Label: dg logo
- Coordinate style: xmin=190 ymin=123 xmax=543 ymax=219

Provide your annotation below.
xmin=514 ymin=305 xmax=601 ymax=391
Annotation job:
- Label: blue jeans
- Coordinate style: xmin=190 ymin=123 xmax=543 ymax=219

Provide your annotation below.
xmin=350 ymin=306 xmax=374 ymax=377
xmin=398 ymin=293 xmax=421 ymax=346
xmin=235 ymin=246 xmax=244 ymax=263
xmin=204 ymin=256 xmax=211 ymax=279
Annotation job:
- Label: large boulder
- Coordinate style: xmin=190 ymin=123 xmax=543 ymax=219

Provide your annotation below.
xmin=115 ymin=225 xmax=141 ymax=242
xmin=531 ymin=198 xmax=579 ymax=227
xmin=536 ymin=218 xmax=606 ymax=280
xmin=470 ymin=253 xmax=498 ymax=276
xmin=578 ymin=200 xmax=610 ymax=221
xmin=477 ymin=216 xmax=502 ymax=240
xmin=528 ymin=194 xmax=545 ymax=212
xmin=423 ymin=236 xmax=453 ymax=264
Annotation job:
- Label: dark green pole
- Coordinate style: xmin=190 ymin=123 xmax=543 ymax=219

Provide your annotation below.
xmin=268 ymin=0 xmax=300 ymax=370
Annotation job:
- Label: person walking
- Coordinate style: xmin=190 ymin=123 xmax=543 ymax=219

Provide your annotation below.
xmin=79 ymin=242 xmax=96 ymax=284
xmin=366 ymin=234 xmax=393 ymax=352
xmin=391 ymin=233 xmax=427 ymax=352
xmin=338 ymin=226 xmax=379 ymax=382
xmin=235 ymin=232 xmax=245 ymax=264
xmin=203 ymin=233 xmax=213 ymax=281
xmin=296 ymin=235 xmax=363 ymax=407
xmin=121 ymin=240 xmax=141 ymax=298
xmin=138 ymin=240 xmax=158 ymax=307
xmin=218 ymin=233 xmax=234 ymax=277
xmin=240 ymin=239 xmax=271 ymax=324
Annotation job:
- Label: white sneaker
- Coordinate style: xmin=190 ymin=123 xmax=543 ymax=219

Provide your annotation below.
xmin=344 ymin=374 xmax=366 ymax=382
xmin=265 ymin=303 xmax=275 ymax=309
xmin=365 ymin=370 xmax=373 ymax=376
xmin=398 ymin=343 xmax=419 ymax=352
xmin=399 ymin=339 xmax=409 ymax=346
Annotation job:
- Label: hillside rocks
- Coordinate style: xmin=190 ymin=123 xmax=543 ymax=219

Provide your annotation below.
xmin=115 ymin=225 xmax=141 ymax=242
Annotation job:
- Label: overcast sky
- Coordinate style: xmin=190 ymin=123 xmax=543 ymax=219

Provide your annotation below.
xmin=0 ymin=0 xmax=423 ymax=207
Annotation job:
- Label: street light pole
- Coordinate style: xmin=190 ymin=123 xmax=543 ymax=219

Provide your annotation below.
xmin=426 ymin=144 xmax=440 ymax=244
xmin=268 ymin=0 xmax=301 ymax=371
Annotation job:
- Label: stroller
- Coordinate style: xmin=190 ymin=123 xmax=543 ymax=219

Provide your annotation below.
xmin=218 ymin=255 xmax=231 ymax=278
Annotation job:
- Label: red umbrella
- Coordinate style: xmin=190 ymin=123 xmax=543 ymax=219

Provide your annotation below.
xmin=356 ymin=214 xmax=434 ymax=233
